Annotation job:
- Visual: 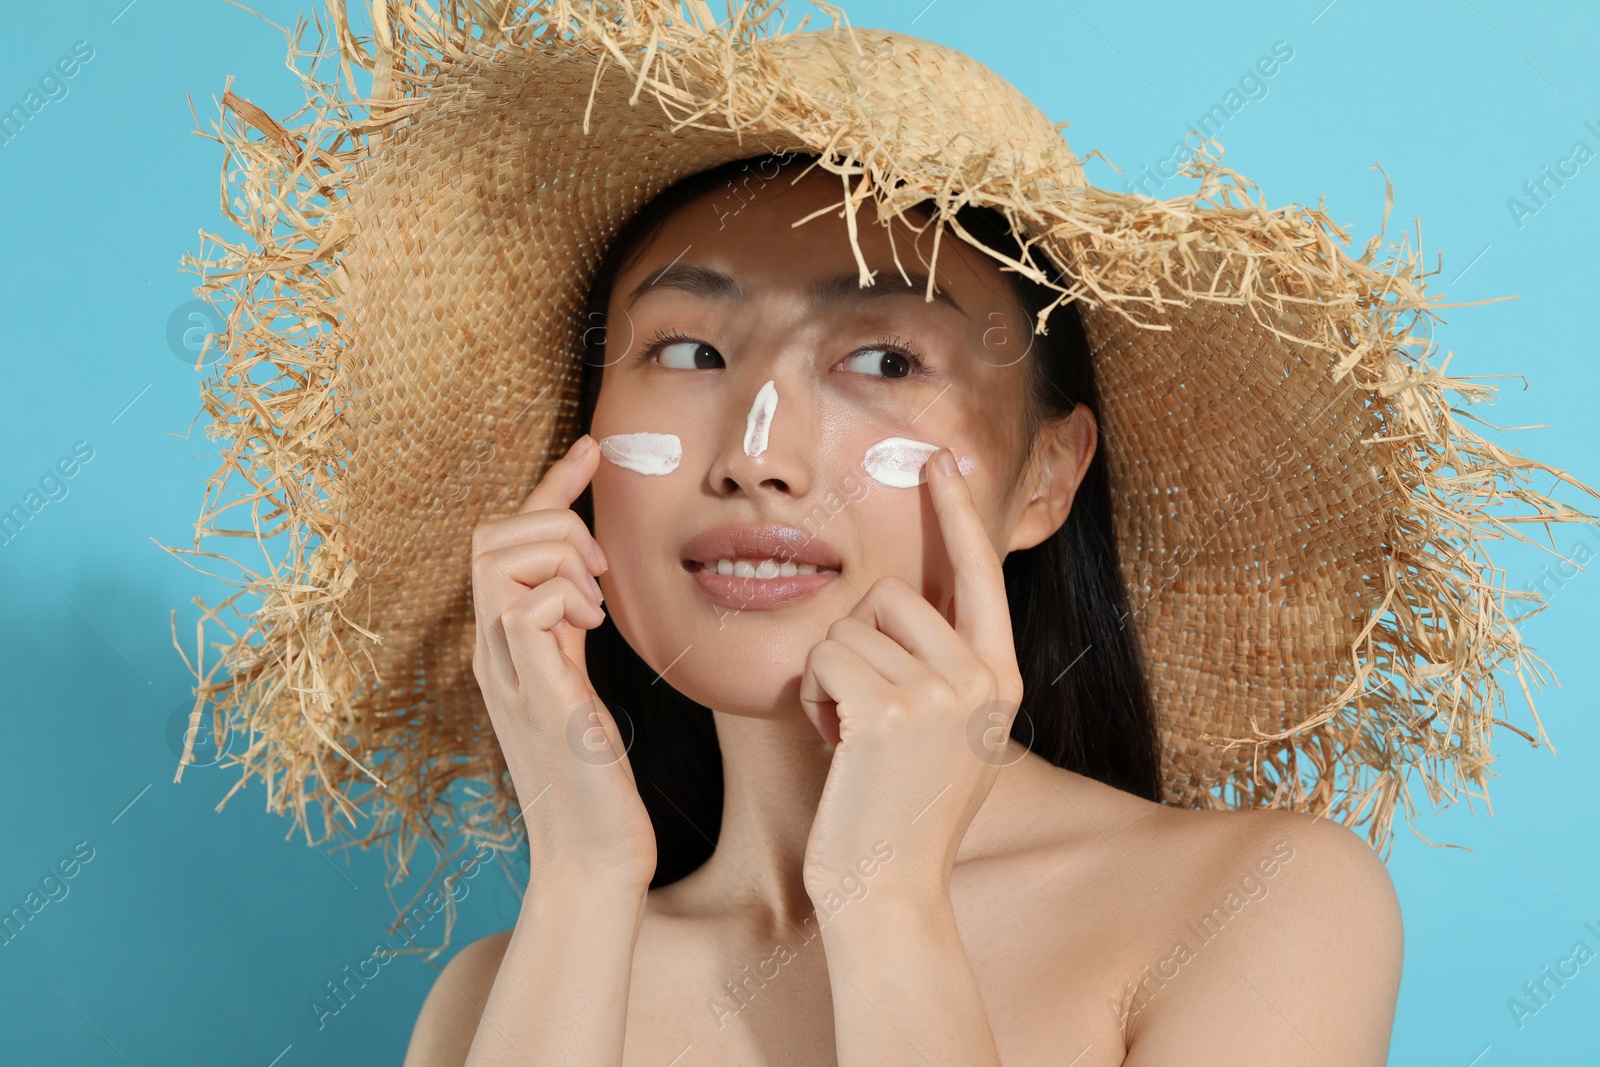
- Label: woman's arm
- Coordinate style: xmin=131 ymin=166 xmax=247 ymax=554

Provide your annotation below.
xmin=464 ymin=880 xmax=647 ymax=1066
xmin=403 ymin=880 xmax=648 ymax=1067
xmin=817 ymin=883 xmax=1005 ymax=1066
xmin=796 ymin=455 xmax=1039 ymax=1065
xmin=411 ymin=435 xmax=656 ymax=1065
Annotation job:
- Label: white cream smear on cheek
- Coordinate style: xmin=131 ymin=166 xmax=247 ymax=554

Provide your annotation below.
xmin=598 ymin=432 xmax=682 ymax=475
xmin=743 ymin=379 xmax=778 ymax=457
xmin=862 ymin=436 xmax=976 ymax=488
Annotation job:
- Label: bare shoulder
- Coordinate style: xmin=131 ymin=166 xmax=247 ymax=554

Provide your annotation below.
xmin=1027 ymin=763 xmax=1402 ymax=925
xmin=1116 ymin=797 xmax=1405 ymax=1066
xmin=991 ymin=763 xmax=1401 ymax=1064
xmin=401 ymin=929 xmax=514 ymax=1067
xmin=1128 ymin=791 xmax=1403 ymax=922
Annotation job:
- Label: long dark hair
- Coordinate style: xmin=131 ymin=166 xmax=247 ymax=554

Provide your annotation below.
xmin=570 ymin=152 xmax=1162 ymax=887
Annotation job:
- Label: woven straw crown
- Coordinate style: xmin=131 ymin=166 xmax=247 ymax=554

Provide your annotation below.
xmin=167 ymin=0 xmax=1599 ymax=921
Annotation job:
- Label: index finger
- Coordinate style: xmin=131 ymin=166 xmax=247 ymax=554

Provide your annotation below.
xmin=926 ymin=447 xmax=1014 ymax=664
xmin=519 ymin=433 xmax=600 ymax=515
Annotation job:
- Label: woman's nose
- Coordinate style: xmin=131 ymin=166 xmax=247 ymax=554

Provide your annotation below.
xmin=706 ymin=369 xmax=814 ymax=499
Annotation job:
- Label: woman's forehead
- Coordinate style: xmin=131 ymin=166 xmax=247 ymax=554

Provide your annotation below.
xmin=615 ymin=167 xmax=1016 ymax=315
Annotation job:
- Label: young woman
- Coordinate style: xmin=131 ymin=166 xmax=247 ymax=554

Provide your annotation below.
xmin=400 ymin=151 xmax=1404 ymax=1067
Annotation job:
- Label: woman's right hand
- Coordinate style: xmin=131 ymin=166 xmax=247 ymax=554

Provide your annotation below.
xmin=470 ymin=433 xmax=657 ymax=893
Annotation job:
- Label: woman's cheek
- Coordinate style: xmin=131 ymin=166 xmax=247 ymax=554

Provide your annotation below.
xmin=858 ymin=435 xmax=976 ymax=488
xmin=590 ymin=464 xmax=664 ymax=652
xmin=847 ymin=475 xmax=934 ymax=593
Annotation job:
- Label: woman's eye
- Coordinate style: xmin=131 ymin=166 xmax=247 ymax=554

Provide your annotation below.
xmin=840 ymin=347 xmax=917 ymax=379
xmin=655 ymin=340 xmax=725 ymax=370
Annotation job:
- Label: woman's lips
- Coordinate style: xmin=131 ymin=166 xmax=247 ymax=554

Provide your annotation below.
xmin=684 ymin=560 xmax=839 ymax=609
xmin=678 ymin=523 xmax=843 ymax=609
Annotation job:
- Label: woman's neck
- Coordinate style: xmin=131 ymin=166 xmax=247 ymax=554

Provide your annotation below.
xmin=689 ymin=710 xmax=832 ymax=930
xmin=670 ymin=708 xmax=1051 ymax=935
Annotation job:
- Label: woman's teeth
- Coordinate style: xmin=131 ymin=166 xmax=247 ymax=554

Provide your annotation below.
xmin=707 ymin=557 xmax=829 ymax=578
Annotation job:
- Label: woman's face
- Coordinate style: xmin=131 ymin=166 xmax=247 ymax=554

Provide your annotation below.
xmin=590 ymin=164 xmax=1085 ymax=717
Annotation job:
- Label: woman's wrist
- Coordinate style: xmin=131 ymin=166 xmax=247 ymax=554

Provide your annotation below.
xmin=811 ymin=877 xmax=953 ymax=952
xmin=522 ymin=873 xmax=650 ymax=923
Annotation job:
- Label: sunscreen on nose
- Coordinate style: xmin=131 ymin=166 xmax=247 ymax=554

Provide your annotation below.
xmin=743 ymin=379 xmax=777 ymax=457
xmin=862 ymin=436 xmax=975 ymax=488
xmin=598 ymin=432 xmax=682 ymax=475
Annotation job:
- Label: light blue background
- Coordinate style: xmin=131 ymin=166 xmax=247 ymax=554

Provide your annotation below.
xmin=2 ymin=1 xmax=1596 ymax=1063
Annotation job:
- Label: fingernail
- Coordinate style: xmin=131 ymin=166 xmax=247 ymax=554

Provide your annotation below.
xmin=571 ymin=434 xmax=594 ymax=458
xmin=587 ymin=573 xmax=604 ymax=603
xmin=934 ymin=449 xmax=958 ymax=475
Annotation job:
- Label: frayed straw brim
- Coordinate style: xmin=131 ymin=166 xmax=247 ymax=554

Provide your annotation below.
xmin=162 ymin=0 xmax=1600 ymax=953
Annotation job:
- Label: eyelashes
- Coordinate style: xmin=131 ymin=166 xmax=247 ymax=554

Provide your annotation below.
xmin=635 ymin=328 xmax=932 ymax=380
xmin=635 ymin=328 xmax=716 ymax=369
xmin=858 ymin=334 xmax=929 ymax=378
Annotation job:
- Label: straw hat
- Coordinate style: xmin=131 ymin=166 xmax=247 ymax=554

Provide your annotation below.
xmin=167 ymin=0 xmax=1598 ymax=916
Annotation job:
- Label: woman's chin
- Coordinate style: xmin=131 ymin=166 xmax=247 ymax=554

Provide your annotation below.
xmin=654 ymin=661 xmax=812 ymax=721
xmin=608 ymin=588 xmax=833 ymax=712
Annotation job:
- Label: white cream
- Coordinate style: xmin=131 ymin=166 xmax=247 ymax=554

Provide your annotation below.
xmin=862 ymin=436 xmax=976 ymax=488
xmin=598 ymin=432 xmax=682 ymax=476
xmin=743 ymin=379 xmax=778 ymax=457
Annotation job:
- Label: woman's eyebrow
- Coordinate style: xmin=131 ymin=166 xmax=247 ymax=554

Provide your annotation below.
xmin=624 ymin=263 xmax=964 ymax=315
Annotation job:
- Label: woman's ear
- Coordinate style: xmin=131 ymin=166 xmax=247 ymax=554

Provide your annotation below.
xmin=1005 ymin=405 xmax=1096 ymax=554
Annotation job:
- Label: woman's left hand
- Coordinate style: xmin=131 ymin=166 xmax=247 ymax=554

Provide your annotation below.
xmin=799 ymin=447 xmax=1026 ymax=907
